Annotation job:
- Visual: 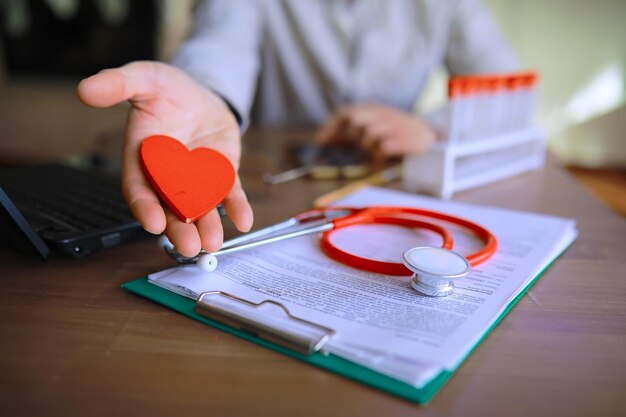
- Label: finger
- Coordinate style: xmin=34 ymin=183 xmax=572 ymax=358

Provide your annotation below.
xmin=379 ymin=129 xmax=436 ymax=157
xmin=315 ymin=109 xmax=350 ymax=145
xmin=223 ymin=179 xmax=254 ymax=233
xmin=164 ymin=208 xmax=202 ymax=257
xmin=76 ymin=61 xmax=159 ymax=108
xmin=119 ymin=110 xmax=167 ymax=234
xmin=328 ymin=104 xmax=385 ymax=144
xmin=121 ymin=161 xmax=166 ymax=235
xmin=342 ymin=121 xmax=366 ymax=143
xmin=195 ymin=209 xmax=224 ymax=253
xmin=377 ymin=137 xmax=420 ymax=157
xmin=342 ymin=105 xmax=375 ymax=141
xmin=360 ymin=123 xmax=391 ymax=150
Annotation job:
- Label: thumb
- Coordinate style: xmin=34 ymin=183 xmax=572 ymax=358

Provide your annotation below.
xmin=76 ymin=61 xmax=160 ymax=108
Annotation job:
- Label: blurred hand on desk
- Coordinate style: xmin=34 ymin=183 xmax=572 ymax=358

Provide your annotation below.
xmin=315 ymin=102 xmax=437 ymax=164
xmin=77 ymin=61 xmax=253 ymax=257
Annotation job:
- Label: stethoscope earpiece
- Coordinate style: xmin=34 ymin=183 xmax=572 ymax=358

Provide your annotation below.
xmin=197 ymin=254 xmax=218 ymax=272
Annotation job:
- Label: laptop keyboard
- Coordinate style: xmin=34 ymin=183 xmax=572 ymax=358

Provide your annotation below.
xmin=0 ymin=164 xmax=136 ymax=235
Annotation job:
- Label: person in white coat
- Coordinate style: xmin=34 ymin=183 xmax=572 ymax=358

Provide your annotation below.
xmin=77 ymin=0 xmax=518 ymax=257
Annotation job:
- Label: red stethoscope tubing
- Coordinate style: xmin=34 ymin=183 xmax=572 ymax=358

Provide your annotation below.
xmin=302 ymin=206 xmax=497 ymax=276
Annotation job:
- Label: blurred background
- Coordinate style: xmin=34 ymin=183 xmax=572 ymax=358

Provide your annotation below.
xmin=0 ymin=0 xmax=624 ymax=213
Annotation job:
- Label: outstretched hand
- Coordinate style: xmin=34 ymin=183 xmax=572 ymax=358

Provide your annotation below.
xmin=315 ymin=103 xmax=436 ymax=162
xmin=77 ymin=61 xmax=253 ymax=257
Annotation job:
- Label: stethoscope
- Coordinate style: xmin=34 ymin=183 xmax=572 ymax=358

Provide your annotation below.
xmin=161 ymin=206 xmax=498 ymax=297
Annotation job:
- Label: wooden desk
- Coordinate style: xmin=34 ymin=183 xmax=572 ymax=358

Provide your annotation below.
xmin=1 ymin=130 xmax=625 ymax=417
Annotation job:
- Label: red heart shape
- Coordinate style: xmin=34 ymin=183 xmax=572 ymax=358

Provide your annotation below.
xmin=140 ymin=135 xmax=235 ymax=223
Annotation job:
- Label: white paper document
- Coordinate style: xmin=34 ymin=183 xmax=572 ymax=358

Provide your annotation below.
xmin=149 ymin=187 xmax=577 ymax=388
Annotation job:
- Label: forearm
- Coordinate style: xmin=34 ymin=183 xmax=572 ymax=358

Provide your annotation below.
xmin=171 ymin=0 xmax=264 ymax=129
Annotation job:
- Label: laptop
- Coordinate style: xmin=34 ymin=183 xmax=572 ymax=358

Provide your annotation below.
xmin=0 ymin=163 xmax=149 ymax=260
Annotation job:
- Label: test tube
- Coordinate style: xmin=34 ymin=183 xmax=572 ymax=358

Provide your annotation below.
xmin=521 ymin=72 xmax=539 ymax=128
xmin=467 ymin=76 xmax=490 ymax=140
xmin=506 ymin=75 xmax=523 ymax=130
xmin=459 ymin=78 xmax=476 ymax=142
xmin=490 ymin=76 xmax=507 ymax=135
xmin=447 ymin=78 xmax=463 ymax=143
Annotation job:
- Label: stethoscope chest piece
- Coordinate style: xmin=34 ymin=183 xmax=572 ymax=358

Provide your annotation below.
xmin=402 ymin=246 xmax=472 ymax=297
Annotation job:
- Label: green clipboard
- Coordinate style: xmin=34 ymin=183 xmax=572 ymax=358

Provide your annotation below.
xmin=122 ymin=264 xmax=552 ymax=404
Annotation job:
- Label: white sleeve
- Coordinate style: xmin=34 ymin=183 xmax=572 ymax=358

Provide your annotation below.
xmin=171 ymin=0 xmax=264 ymax=128
xmin=444 ymin=0 xmax=519 ymax=76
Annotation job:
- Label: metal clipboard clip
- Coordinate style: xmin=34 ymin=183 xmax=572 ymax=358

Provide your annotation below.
xmin=196 ymin=291 xmax=336 ymax=356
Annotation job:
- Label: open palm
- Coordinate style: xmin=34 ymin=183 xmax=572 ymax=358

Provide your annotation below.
xmin=77 ymin=61 xmax=253 ymax=256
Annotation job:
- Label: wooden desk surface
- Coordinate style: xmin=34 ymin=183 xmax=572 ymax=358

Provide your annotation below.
xmin=1 ymin=129 xmax=625 ymax=417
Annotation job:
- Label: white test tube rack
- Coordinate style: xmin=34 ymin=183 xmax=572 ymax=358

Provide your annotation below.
xmin=403 ymin=72 xmax=546 ymax=199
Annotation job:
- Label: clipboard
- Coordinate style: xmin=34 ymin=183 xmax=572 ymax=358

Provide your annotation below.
xmin=121 ymin=268 xmax=552 ymax=404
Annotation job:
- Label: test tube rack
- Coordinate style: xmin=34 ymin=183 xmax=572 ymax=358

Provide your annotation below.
xmin=403 ymin=72 xmax=545 ymax=199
